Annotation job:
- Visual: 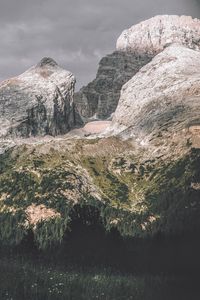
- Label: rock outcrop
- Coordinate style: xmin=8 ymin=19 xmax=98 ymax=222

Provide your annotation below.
xmin=1 ymin=15 xmax=200 ymax=251
xmin=0 ymin=57 xmax=83 ymax=138
xmin=75 ymin=15 xmax=200 ymax=121
xmin=74 ymin=51 xmax=152 ymax=120
xmin=111 ymin=44 xmax=200 ymax=146
xmin=117 ymin=15 xmax=200 ymax=54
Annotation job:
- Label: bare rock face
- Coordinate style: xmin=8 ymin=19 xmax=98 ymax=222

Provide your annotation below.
xmin=75 ymin=52 xmax=152 ymax=121
xmin=0 ymin=57 xmax=83 ymax=138
xmin=75 ymin=15 xmax=200 ymax=121
xmin=111 ymin=45 xmax=200 ymax=145
xmin=117 ymin=15 xmax=200 ymax=54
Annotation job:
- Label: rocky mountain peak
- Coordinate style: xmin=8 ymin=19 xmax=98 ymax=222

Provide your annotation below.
xmin=0 ymin=60 xmax=83 ymax=141
xmin=75 ymin=15 xmax=200 ymax=121
xmin=0 ymin=14 xmax=200 ymax=264
xmin=111 ymin=44 xmax=200 ymax=148
xmin=37 ymin=57 xmax=58 ymax=68
xmin=74 ymin=51 xmax=152 ymax=120
xmin=117 ymin=15 xmax=200 ymax=55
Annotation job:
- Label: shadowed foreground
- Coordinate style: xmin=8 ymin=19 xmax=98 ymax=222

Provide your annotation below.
xmin=1 ymin=212 xmax=200 ymax=300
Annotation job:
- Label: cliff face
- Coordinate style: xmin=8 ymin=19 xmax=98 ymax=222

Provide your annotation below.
xmin=75 ymin=15 xmax=200 ymax=121
xmin=74 ymin=51 xmax=152 ymax=120
xmin=0 ymin=15 xmax=200 ymax=250
xmin=111 ymin=45 xmax=200 ymax=149
xmin=0 ymin=57 xmax=83 ymax=139
xmin=117 ymin=15 xmax=200 ymax=54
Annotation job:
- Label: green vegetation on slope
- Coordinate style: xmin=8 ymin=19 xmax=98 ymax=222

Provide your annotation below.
xmin=0 ymin=138 xmax=199 ymax=249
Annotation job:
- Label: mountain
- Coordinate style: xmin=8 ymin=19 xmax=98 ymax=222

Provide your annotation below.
xmin=75 ymin=15 xmax=200 ymax=121
xmin=0 ymin=16 xmax=200 ymax=250
xmin=0 ymin=57 xmax=83 ymax=139
xmin=111 ymin=44 xmax=200 ymax=150
xmin=74 ymin=51 xmax=152 ymax=120
xmin=117 ymin=15 xmax=200 ymax=54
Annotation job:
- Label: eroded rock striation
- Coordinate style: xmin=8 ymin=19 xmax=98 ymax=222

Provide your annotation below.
xmin=117 ymin=15 xmax=200 ymax=54
xmin=0 ymin=15 xmax=200 ymax=250
xmin=75 ymin=15 xmax=200 ymax=121
xmin=0 ymin=57 xmax=83 ymax=139
xmin=74 ymin=51 xmax=152 ymax=120
xmin=111 ymin=44 xmax=200 ymax=147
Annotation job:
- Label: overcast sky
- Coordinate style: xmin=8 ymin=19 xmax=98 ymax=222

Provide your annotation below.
xmin=0 ymin=0 xmax=200 ymax=89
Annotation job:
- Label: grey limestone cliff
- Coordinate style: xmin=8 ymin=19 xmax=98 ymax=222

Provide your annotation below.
xmin=0 ymin=57 xmax=83 ymax=139
xmin=117 ymin=15 xmax=200 ymax=54
xmin=74 ymin=51 xmax=152 ymax=120
xmin=75 ymin=15 xmax=200 ymax=121
xmin=111 ymin=45 xmax=200 ymax=148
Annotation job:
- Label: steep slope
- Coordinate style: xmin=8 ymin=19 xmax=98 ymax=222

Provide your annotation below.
xmin=0 ymin=57 xmax=83 ymax=139
xmin=0 ymin=136 xmax=199 ymax=249
xmin=74 ymin=51 xmax=152 ymax=120
xmin=75 ymin=15 xmax=200 ymax=121
xmin=0 ymin=16 xmax=200 ymax=250
xmin=111 ymin=45 xmax=200 ymax=149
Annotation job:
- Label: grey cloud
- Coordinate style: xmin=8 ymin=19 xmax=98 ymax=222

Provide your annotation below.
xmin=0 ymin=0 xmax=200 ymax=89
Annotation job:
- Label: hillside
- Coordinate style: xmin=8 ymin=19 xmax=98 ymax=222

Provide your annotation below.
xmin=0 ymin=134 xmax=199 ymax=249
xmin=0 ymin=15 xmax=200 ymax=251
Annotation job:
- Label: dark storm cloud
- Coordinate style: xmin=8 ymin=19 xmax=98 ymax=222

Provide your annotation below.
xmin=0 ymin=0 xmax=200 ymax=89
